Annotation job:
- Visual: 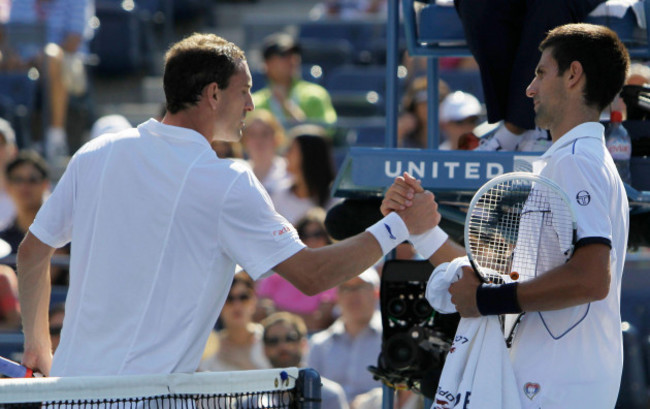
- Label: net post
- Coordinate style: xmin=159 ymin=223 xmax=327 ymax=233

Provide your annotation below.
xmin=296 ymin=368 xmax=322 ymax=409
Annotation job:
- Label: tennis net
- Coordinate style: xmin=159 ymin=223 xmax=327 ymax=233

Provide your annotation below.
xmin=0 ymin=367 xmax=322 ymax=409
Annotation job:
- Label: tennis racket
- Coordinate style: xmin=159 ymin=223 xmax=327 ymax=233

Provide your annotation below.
xmin=0 ymin=355 xmax=34 ymax=378
xmin=464 ymin=172 xmax=577 ymax=344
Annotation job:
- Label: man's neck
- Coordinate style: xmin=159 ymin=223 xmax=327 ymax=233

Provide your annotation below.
xmin=550 ymin=106 xmax=600 ymax=143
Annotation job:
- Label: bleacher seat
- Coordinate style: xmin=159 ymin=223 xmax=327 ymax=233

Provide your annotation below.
xmin=0 ymin=73 xmax=39 ymax=148
xmin=92 ymin=2 xmax=145 ymax=75
xmin=300 ymin=38 xmax=354 ymax=72
xmin=325 ymin=65 xmax=391 ymax=95
xmin=345 ymin=124 xmax=386 ymax=146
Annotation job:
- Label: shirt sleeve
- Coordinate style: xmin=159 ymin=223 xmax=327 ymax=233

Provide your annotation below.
xmin=545 ymin=154 xmax=612 ymax=248
xmin=29 ymin=155 xmax=79 ymax=249
xmin=218 ymin=169 xmax=306 ymax=280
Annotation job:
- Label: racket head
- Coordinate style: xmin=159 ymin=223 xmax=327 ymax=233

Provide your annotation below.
xmin=464 ymin=172 xmax=577 ymax=284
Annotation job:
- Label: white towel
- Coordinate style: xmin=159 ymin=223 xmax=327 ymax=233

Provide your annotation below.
xmin=433 ymin=317 xmax=521 ymax=409
xmin=425 ymin=258 xmax=521 ymax=409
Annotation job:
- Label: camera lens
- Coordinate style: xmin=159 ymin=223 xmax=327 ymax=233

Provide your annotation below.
xmin=387 ymin=298 xmax=407 ymax=318
xmin=383 ymin=333 xmax=418 ymax=370
xmin=413 ymin=299 xmax=433 ymax=318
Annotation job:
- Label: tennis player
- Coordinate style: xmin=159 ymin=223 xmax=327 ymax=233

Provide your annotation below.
xmin=16 ymin=33 xmax=440 ymax=377
xmin=383 ymin=24 xmax=630 ymax=409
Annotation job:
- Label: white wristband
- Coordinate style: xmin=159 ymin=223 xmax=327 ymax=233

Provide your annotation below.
xmin=409 ymin=226 xmax=448 ymax=259
xmin=365 ymin=212 xmax=409 ymax=256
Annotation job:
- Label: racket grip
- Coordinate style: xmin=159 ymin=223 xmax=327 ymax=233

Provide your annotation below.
xmin=0 ymin=356 xmax=34 ymax=378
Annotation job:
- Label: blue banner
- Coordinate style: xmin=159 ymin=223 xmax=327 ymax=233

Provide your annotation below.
xmin=347 ymin=148 xmax=539 ymax=191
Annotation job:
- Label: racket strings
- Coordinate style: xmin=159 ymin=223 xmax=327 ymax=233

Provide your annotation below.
xmin=467 ymin=178 xmax=574 ymax=283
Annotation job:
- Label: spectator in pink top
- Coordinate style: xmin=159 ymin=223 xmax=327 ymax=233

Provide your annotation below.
xmin=257 ymin=208 xmax=337 ymax=332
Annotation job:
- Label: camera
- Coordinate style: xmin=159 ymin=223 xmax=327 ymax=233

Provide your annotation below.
xmin=369 ymin=260 xmax=460 ymax=399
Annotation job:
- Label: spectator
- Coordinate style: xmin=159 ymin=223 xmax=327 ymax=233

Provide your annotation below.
xmin=89 ymin=115 xmax=132 ymax=141
xmin=0 ymin=261 xmax=20 ymax=330
xmin=1 ymin=150 xmax=50 ymax=254
xmin=257 ymin=208 xmax=337 ymax=332
xmin=241 ymin=109 xmax=290 ymax=196
xmin=397 ymin=76 xmax=450 ymax=148
xmin=308 ymin=268 xmax=382 ymax=403
xmin=48 ymin=303 xmax=65 ymax=352
xmin=0 ymin=118 xmax=17 ymax=231
xmin=253 ymin=33 xmax=337 ymax=125
xmin=261 ymin=312 xmax=349 ymax=409
xmin=438 ymin=91 xmax=481 ymax=150
xmin=270 ymin=124 xmax=339 ymax=224
xmin=608 ymin=62 xmax=650 ymax=119
xmin=4 ymin=0 xmax=95 ymax=163
xmin=455 ymin=0 xmax=604 ymax=151
xmin=198 ymin=270 xmax=271 ymax=372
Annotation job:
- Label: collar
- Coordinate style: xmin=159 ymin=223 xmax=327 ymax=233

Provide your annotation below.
xmin=138 ymin=118 xmax=212 ymax=148
xmin=540 ymin=122 xmax=604 ymax=160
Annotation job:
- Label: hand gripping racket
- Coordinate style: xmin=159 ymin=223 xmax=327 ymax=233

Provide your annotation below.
xmin=464 ymin=172 xmax=577 ymax=344
xmin=0 ymin=355 xmax=34 ymax=377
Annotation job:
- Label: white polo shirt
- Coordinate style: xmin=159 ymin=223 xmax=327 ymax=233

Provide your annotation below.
xmin=30 ymin=119 xmax=306 ymax=376
xmin=509 ymin=122 xmax=628 ymax=409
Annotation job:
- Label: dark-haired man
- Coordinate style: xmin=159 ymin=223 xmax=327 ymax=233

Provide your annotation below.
xmin=383 ymin=23 xmax=630 ymax=408
xmin=253 ymin=33 xmax=337 ymax=124
xmin=17 ymin=33 xmax=440 ymax=377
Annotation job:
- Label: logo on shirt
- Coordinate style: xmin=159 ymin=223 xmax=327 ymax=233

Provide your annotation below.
xmin=383 ymin=223 xmax=397 ymax=240
xmin=576 ymin=190 xmax=591 ymax=206
xmin=272 ymin=224 xmax=292 ymax=239
xmin=523 ymin=382 xmax=541 ymax=400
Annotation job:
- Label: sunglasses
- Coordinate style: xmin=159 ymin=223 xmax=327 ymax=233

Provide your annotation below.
xmin=226 ymin=293 xmax=252 ymax=303
xmin=8 ymin=175 xmax=44 ymax=185
xmin=50 ymin=326 xmax=62 ymax=336
xmin=263 ymin=332 xmax=301 ymax=346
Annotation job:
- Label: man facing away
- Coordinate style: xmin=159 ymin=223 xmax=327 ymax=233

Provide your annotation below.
xmin=17 ymin=33 xmax=440 ymax=377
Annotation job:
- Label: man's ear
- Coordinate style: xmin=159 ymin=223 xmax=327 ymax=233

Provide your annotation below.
xmin=206 ymin=83 xmax=220 ymax=109
xmin=567 ymin=61 xmax=584 ymax=89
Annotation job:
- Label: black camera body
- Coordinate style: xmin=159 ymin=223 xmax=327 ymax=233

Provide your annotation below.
xmin=369 ymin=260 xmax=460 ymax=399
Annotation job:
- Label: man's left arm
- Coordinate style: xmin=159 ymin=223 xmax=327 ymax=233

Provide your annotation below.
xmin=450 ymin=243 xmax=610 ymax=317
xmin=17 ymin=232 xmax=56 ymax=376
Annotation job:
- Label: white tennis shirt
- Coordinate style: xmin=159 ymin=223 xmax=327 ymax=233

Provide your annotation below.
xmin=509 ymin=122 xmax=629 ymax=409
xmin=30 ymin=119 xmax=306 ymax=376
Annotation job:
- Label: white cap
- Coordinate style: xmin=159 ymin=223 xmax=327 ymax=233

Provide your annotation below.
xmin=90 ymin=115 xmax=132 ymax=140
xmin=439 ymin=91 xmax=481 ymax=122
xmin=0 ymin=118 xmax=16 ymax=146
xmin=0 ymin=238 xmax=11 ymax=258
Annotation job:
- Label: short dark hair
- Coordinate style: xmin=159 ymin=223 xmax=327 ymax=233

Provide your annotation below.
xmin=163 ymin=33 xmax=246 ymax=114
xmin=539 ymin=23 xmax=630 ymax=111
xmin=6 ymin=150 xmax=49 ymax=180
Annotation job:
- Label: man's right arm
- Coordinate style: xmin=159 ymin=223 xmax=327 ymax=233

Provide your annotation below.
xmin=17 ymin=232 xmax=56 ymax=376
xmin=274 ymin=190 xmax=440 ymax=295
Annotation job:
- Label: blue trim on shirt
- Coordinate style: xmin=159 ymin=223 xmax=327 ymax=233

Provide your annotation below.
xmin=538 ymin=303 xmax=591 ymax=340
xmin=575 ymin=236 xmax=612 ymax=250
